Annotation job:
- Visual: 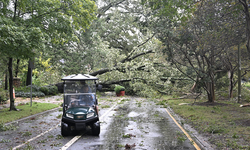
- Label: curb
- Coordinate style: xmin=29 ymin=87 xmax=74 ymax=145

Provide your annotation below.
xmin=4 ymin=107 xmax=61 ymax=126
xmin=165 ymin=106 xmax=215 ymax=150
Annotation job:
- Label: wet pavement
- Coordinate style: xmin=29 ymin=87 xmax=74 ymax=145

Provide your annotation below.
xmin=68 ymin=97 xmax=198 ymax=150
xmin=0 ymin=110 xmax=62 ymax=149
xmin=0 ymin=96 xmax=213 ymax=150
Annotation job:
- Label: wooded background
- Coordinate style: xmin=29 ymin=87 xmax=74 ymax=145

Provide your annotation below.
xmin=1 ymin=0 xmax=250 ymax=110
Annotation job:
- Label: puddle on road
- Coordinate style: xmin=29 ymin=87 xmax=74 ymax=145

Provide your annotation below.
xmin=127 ymin=111 xmax=139 ymax=117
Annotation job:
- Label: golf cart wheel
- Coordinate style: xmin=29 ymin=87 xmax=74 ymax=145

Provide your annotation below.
xmin=61 ymin=123 xmax=69 ymax=137
xmin=91 ymin=122 xmax=100 ymax=136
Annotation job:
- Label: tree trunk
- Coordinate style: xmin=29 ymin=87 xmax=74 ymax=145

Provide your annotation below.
xmin=15 ymin=59 xmax=20 ymax=77
xmin=190 ymin=77 xmax=199 ymax=93
xmin=207 ymin=81 xmax=215 ymax=103
xmin=207 ymin=46 xmax=215 ymax=103
xmin=5 ymin=69 xmax=8 ymax=90
xmin=228 ymin=70 xmax=234 ymax=100
xmin=239 ymin=0 xmax=250 ymax=55
xmin=190 ymin=82 xmax=197 ymax=93
xmin=26 ymin=60 xmax=33 ymax=86
xmin=8 ymin=57 xmax=17 ymax=111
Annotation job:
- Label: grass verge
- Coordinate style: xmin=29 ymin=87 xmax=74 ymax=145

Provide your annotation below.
xmin=157 ymin=96 xmax=250 ymax=150
xmin=0 ymin=102 xmax=59 ymax=124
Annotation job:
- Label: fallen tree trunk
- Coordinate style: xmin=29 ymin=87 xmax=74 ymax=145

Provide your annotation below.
xmin=90 ymin=50 xmax=154 ymax=76
xmin=240 ymin=103 xmax=250 ymax=107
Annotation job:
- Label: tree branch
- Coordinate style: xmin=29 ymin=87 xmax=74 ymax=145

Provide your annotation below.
xmin=120 ymin=50 xmax=154 ymax=63
xmin=91 ymin=50 xmax=155 ymax=76
xmin=90 ymin=68 xmax=110 ymax=76
xmin=101 ymin=77 xmax=147 ymax=88
xmin=97 ymin=0 xmax=126 ymax=18
xmin=124 ymin=33 xmax=156 ymax=62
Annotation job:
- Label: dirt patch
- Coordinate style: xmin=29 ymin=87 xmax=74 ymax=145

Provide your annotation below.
xmin=235 ymin=119 xmax=250 ymax=127
xmin=241 ymin=119 xmax=250 ymax=126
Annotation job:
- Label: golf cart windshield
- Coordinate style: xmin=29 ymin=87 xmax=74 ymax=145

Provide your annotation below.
xmin=64 ymin=80 xmax=96 ymax=108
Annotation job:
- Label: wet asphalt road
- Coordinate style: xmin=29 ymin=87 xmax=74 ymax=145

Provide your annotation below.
xmin=0 ymin=96 xmax=205 ymax=150
xmin=68 ymin=97 xmax=197 ymax=150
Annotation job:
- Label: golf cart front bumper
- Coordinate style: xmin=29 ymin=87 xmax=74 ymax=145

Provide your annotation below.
xmin=62 ymin=116 xmax=99 ymax=130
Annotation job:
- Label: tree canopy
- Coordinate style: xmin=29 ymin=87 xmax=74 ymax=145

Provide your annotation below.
xmin=0 ymin=0 xmax=97 ymax=110
xmin=1 ymin=0 xmax=250 ymax=104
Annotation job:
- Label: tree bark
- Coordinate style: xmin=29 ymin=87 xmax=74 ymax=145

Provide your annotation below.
xmin=15 ymin=59 xmax=20 ymax=77
xmin=206 ymin=81 xmax=215 ymax=102
xmin=90 ymin=68 xmax=110 ymax=76
xmin=26 ymin=60 xmax=33 ymax=86
xmin=190 ymin=82 xmax=197 ymax=93
xmin=8 ymin=0 xmax=17 ymax=111
xmin=8 ymin=58 xmax=17 ymax=111
xmin=5 ymin=69 xmax=8 ymax=90
xmin=228 ymin=70 xmax=234 ymax=100
xmin=26 ymin=67 xmax=32 ymax=86
xmin=207 ymin=46 xmax=215 ymax=103
xmin=190 ymin=77 xmax=199 ymax=93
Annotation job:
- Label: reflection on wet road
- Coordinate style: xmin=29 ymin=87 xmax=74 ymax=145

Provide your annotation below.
xmin=68 ymin=97 xmax=198 ymax=150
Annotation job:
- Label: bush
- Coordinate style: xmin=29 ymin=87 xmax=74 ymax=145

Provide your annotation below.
xmin=114 ymin=85 xmax=125 ymax=94
xmin=40 ymin=85 xmax=58 ymax=95
xmin=48 ymin=85 xmax=58 ymax=95
xmin=40 ymin=86 xmax=49 ymax=95
xmin=245 ymin=82 xmax=250 ymax=89
xmin=121 ymin=83 xmax=136 ymax=95
xmin=16 ymin=85 xmax=40 ymax=92
xmin=15 ymin=85 xmax=58 ymax=97
xmin=27 ymin=85 xmax=40 ymax=92
xmin=241 ymin=86 xmax=250 ymax=102
xmin=0 ymin=89 xmax=8 ymax=104
xmin=15 ymin=86 xmax=30 ymax=92
xmin=15 ymin=91 xmax=45 ymax=98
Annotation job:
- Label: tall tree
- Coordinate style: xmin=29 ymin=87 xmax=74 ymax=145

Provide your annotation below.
xmin=155 ymin=0 xmax=246 ymax=102
xmin=0 ymin=0 xmax=96 ymax=110
xmin=64 ymin=0 xmax=175 ymax=97
xmin=239 ymin=0 xmax=250 ymax=56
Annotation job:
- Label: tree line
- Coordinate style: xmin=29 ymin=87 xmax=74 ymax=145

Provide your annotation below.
xmin=1 ymin=0 xmax=250 ymax=111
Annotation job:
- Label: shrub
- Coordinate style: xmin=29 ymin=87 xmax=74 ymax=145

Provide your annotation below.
xmin=114 ymin=85 xmax=125 ymax=94
xmin=0 ymin=89 xmax=8 ymax=104
xmin=27 ymin=85 xmax=40 ymax=92
xmin=245 ymin=82 xmax=250 ymax=89
xmin=121 ymin=82 xmax=136 ymax=95
xmin=40 ymin=86 xmax=49 ymax=95
xmin=40 ymin=85 xmax=58 ymax=95
xmin=15 ymin=91 xmax=45 ymax=97
xmin=48 ymin=85 xmax=58 ymax=95
xmin=241 ymin=86 xmax=250 ymax=102
xmin=16 ymin=85 xmax=40 ymax=92
xmin=15 ymin=84 xmax=58 ymax=97
xmin=15 ymin=86 xmax=30 ymax=92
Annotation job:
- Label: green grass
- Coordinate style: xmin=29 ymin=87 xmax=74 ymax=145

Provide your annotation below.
xmin=244 ymin=82 xmax=250 ymax=88
xmin=118 ymin=99 xmax=128 ymax=104
xmin=161 ymin=98 xmax=250 ymax=149
xmin=101 ymin=105 xmax=111 ymax=108
xmin=0 ymin=102 xmax=59 ymax=124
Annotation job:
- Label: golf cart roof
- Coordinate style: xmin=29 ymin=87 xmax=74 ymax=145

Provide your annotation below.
xmin=61 ymin=74 xmax=98 ymax=81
